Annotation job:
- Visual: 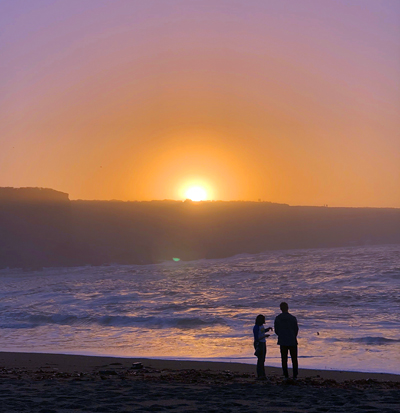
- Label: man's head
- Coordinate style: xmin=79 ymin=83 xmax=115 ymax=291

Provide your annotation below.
xmin=280 ymin=302 xmax=289 ymax=312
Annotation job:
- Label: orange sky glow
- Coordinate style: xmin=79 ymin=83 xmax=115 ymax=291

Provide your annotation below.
xmin=1 ymin=0 xmax=399 ymax=207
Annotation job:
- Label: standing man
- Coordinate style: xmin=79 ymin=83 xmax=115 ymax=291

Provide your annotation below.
xmin=274 ymin=302 xmax=299 ymax=380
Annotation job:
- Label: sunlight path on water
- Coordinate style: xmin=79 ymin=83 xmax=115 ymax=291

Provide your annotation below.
xmin=0 ymin=245 xmax=399 ymax=374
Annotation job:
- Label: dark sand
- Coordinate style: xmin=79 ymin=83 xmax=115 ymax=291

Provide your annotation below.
xmin=0 ymin=352 xmax=399 ymax=412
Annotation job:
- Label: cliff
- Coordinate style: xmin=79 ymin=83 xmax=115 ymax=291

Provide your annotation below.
xmin=0 ymin=188 xmax=71 ymax=269
xmin=0 ymin=187 xmax=69 ymax=203
xmin=0 ymin=188 xmax=399 ymax=269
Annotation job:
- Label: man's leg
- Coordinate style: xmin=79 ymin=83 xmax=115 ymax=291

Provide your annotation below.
xmin=280 ymin=346 xmax=289 ymax=378
xmin=289 ymin=346 xmax=298 ymax=378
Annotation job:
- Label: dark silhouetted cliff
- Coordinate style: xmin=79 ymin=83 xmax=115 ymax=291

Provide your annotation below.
xmin=0 ymin=188 xmax=72 ymax=268
xmin=0 ymin=188 xmax=399 ymax=269
xmin=0 ymin=187 xmax=69 ymax=203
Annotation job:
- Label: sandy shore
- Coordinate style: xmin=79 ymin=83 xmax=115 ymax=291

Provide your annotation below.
xmin=0 ymin=352 xmax=399 ymax=412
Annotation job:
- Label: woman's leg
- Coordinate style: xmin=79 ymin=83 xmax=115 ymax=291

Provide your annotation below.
xmin=256 ymin=343 xmax=266 ymax=377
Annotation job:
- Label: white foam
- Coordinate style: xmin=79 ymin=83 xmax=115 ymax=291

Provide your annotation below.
xmin=0 ymin=244 xmax=399 ymax=374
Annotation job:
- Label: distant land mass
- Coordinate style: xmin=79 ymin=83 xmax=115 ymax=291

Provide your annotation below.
xmin=0 ymin=187 xmax=69 ymax=203
xmin=0 ymin=187 xmax=399 ymax=269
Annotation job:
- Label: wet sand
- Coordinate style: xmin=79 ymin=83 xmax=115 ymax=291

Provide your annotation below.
xmin=0 ymin=352 xmax=399 ymax=412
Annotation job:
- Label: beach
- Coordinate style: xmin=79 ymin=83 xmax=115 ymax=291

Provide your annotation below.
xmin=0 ymin=352 xmax=399 ymax=412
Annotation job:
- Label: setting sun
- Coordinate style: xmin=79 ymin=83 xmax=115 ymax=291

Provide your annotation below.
xmin=185 ymin=186 xmax=208 ymax=201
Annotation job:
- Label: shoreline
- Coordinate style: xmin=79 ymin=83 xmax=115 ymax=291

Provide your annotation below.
xmin=1 ymin=351 xmax=399 ymax=382
xmin=1 ymin=351 xmax=399 ymax=412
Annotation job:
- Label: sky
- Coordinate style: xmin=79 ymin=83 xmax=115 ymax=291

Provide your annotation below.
xmin=1 ymin=0 xmax=399 ymax=207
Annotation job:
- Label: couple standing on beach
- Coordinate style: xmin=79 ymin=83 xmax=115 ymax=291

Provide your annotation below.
xmin=253 ymin=302 xmax=299 ymax=380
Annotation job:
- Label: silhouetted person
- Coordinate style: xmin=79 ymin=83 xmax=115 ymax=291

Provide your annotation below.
xmin=253 ymin=314 xmax=273 ymax=379
xmin=274 ymin=302 xmax=299 ymax=379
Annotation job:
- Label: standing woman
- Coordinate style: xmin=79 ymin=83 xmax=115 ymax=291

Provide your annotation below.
xmin=253 ymin=314 xmax=273 ymax=379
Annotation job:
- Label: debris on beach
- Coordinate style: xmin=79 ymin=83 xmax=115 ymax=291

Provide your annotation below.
xmin=0 ymin=367 xmax=399 ymax=390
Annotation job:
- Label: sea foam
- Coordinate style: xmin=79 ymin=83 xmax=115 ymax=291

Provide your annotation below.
xmin=0 ymin=244 xmax=399 ymax=374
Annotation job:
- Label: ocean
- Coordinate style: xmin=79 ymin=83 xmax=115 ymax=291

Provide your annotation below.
xmin=1 ymin=244 xmax=399 ymax=374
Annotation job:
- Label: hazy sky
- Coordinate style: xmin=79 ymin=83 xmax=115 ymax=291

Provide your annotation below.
xmin=1 ymin=0 xmax=399 ymax=206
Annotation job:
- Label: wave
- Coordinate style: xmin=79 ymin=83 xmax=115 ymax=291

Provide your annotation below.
xmin=332 ymin=336 xmax=400 ymax=345
xmin=1 ymin=313 xmax=227 ymax=330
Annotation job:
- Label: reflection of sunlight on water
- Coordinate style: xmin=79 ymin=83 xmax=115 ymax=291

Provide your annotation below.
xmin=1 ymin=322 xmax=400 ymax=373
xmin=0 ymin=245 xmax=399 ymax=374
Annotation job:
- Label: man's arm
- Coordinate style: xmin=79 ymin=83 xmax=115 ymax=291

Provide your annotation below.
xmin=274 ymin=318 xmax=279 ymax=336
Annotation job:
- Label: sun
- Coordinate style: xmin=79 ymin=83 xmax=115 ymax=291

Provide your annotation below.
xmin=185 ymin=186 xmax=208 ymax=201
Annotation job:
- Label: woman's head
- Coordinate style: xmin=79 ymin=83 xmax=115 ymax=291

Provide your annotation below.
xmin=255 ymin=314 xmax=265 ymax=326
